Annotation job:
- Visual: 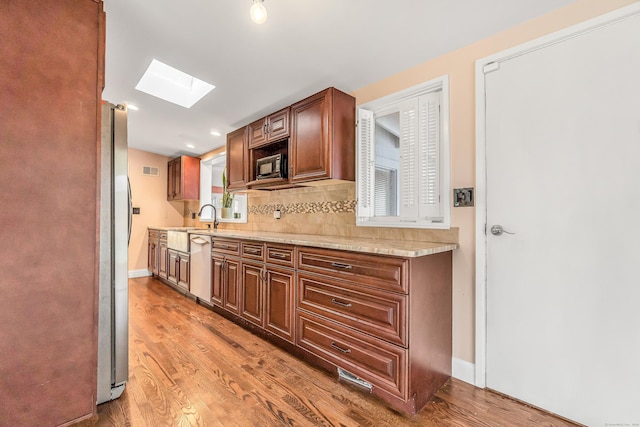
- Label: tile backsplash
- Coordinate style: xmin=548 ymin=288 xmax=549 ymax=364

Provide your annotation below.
xmin=183 ymin=181 xmax=458 ymax=244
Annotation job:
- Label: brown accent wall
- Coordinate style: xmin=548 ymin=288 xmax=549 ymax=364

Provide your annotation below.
xmin=0 ymin=1 xmax=105 ymax=425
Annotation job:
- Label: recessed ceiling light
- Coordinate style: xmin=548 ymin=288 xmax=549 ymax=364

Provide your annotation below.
xmin=127 ymin=104 xmax=139 ymax=111
xmin=185 ymin=143 xmax=195 ymax=149
xmin=135 ymin=59 xmax=215 ymax=108
xmin=210 ymin=131 xmax=221 ymax=136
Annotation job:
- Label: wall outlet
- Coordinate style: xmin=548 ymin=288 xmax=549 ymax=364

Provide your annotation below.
xmin=132 ymin=207 xmax=141 ymax=214
xmin=453 ymin=188 xmax=474 ymax=207
xmin=273 ymin=210 xmax=281 ymax=219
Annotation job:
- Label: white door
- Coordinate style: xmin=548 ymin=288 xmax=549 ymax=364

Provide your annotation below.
xmin=483 ymin=10 xmax=640 ymax=426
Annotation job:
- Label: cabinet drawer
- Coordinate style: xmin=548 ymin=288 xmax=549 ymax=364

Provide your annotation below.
xmin=159 ymin=231 xmax=168 ymax=241
xmin=241 ymin=242 xmax=264 ymax=261
xmin=149 ymin=230 xmax=159 ymax=239
xmin=266 ymin=244 xmax=295 ymax=267
xmin=298 ymin=248 xmax=407 ymax=293
xmin=297 ymin=274 xmax=407 ymax=347
xmin=297 ymin=312 xmax=407 ymax=399
xmin=212 ymin=239 xmax=240 ymax=256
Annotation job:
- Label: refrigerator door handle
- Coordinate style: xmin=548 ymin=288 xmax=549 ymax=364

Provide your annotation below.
xmin=127 ymin=177 xmax=132 ymax=246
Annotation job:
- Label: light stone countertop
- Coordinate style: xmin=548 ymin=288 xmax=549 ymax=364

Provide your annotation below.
xmin=149 ymin=227 xmax=458 ymax=258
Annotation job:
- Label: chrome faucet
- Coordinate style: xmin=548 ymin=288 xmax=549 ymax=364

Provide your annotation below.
xmin=197 ymin=204 xmax=219 ymax=230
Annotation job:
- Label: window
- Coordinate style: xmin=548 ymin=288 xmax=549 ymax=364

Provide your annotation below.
xmin=200 ymin=153 xmax=248 ymax=223
xmin=356 ymin=76 xmax=450 ymax=229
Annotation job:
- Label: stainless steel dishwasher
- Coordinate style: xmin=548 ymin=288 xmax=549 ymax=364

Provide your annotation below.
xmin=189 ymin=234 xmax=212 ymax=304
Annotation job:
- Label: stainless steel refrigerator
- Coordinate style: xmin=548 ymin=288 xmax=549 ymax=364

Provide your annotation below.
xmin=97 ymin=102 xmax=130 ymax=404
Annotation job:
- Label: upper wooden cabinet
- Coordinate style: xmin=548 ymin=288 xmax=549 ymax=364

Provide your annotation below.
xmin=226 ymin=126 xmax=249 ymax=191
xmin=226 ymin=87 xmax=356 ymax=191
xmin=290 ymin=88 xmax=355 ymax=183
xmin=249 ymin=107 xmax=290 ymax=149
xmin=167 ymin=155 xmax=200 ymax=201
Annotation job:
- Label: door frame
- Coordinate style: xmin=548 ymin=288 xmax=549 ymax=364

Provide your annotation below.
xmin=474 ymin=2 xmax=640 ymax=388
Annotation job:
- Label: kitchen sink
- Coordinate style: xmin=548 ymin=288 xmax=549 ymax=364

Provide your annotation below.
xmin=167 ymin=230 xmax=189 ymax=252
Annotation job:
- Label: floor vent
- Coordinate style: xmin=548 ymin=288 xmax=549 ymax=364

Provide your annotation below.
xmin=142 ymin=166 xmax=159 ymax=176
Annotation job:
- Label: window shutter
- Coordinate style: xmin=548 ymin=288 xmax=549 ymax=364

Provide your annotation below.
xmin=399 ymin=99 xmax=419 ymax=218
xmin=418 ymin=92 xmax=441 ymax=218
xmin=356 ymin=108 xmax=375 ymax=218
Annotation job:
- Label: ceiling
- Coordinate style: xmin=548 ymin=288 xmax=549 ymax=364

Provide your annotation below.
xmin=103 ymin=0 xmax=574 ymax=158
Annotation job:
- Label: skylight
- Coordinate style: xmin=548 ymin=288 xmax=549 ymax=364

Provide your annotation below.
xmin=135 ymin=59 xmax=214 ymax=108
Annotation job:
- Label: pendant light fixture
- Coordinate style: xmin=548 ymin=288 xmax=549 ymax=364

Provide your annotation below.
xmin=250 ymin=0 xmax=267 ymax=24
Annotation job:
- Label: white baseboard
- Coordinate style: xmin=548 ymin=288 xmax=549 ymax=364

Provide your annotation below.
xmin=129 ymin=269 xmax=151 ymax=278
xmin=452 ymin=357 xmax=475 ymax=385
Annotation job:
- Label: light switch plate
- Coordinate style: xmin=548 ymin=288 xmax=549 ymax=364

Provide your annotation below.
xmin=453 ymin=188 xmax=474 ymax=207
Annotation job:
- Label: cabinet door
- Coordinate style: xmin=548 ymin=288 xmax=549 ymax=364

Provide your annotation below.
xmin=223 ymin=257 xmax=241 ymax=314
xmin=212 ymin=255 xmax=224 ymax=306
xmin=159 ymin=242 xmax=168 ymax=279
xmin=168 ymin=249 xmax=179 ymax=284
xmin=167 ymin=156 xmax=200 ymax=201
xmin=178 ymin=254 xmax=189 ymax=290
xmin=290 ymin=89 xmax=330 ymax=182
xmin=167 ymin=158 xmax=176 ymax=200
xmin=267 ymin=107 xmax=290 ymax=143
xmin=241 ymin=262 xmax=264 ymax=326
xmin=265 ymin=266 xmax=295 ymax=343
xmin=226 ymin=126 xmax=248 ymax=190
xmin=248 ymin=118 xmax=267 ymax=148
xmin=148 ymin=240 xmax=158 ymax=275
xmin=180 ymin=156 xmax=200 ymax=200
xmin=290 ymin=88 xmax=355 ymax=183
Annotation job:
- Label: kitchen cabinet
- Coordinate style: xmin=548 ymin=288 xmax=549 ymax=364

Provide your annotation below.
xmin=158 ymin=237 xmax=169 ymax=280
xmin=290 ymin=87 xmax=355 ymax=183
xmin=248 ymin=107 xmax=290 ymax=149
xmin=212 ymin=241 xmax=297 ymax=343
xmin=295 ymin=247 xmax=452 ymax=415
xmin=227 ymin=87 xmax=355 ymax=190
xmin=148 ymin=230 xmax=159 ymax=275
xmin=167 ymin=155 xmax=200 ymax=201
xmin=168 ymin=249 xmax=190 ymax=290
xmin=241 ymin=261 xmax=264 ymax=326
xmin=226 ymin=126 xmax=249 ymax=191
xmin=264 ymin=264 xmax=295 ymax=343
xmin=212 ymin=239 xmax=241 ymax=314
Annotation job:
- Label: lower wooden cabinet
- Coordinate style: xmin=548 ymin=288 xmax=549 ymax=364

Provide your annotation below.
xmin=240 ymin=261 xmax=264 ymax=326
xmin=212 ymin=254 xmax=241 ymax=315
xmin=168 ymin=249 xmax=190 ymax=290
xmin=264 ymin=266 xmax=295 ymax=343
xmin=158 ymin=239 xmax=168 ymax=280
xmin=295 ymin=247 xmax=452 ymax=415
xmin=212 ymin=241 xmax=296 ymax=344
xmin=150 ymin=232 xmax=452 ymax=415
xmin=148 ymin=230 xmax=159 ymax=275
xmin=296 ymin=311 xmax=407 ymax=399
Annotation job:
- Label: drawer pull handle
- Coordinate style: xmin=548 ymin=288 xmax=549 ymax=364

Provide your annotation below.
xmin=217 ymin=245 xmax=234 ymax=250
xmin=245 ymin=248 xmax=260 ymax=254
xmin=330 ymin=342 xmax=351 ymax=354
xmin=271 ymin=252 xmax=287 ymax=259
xmin=331 ymin=298 xmax=352 ymax=308
xmin=331 ymin=262 xmax=352 ymax=270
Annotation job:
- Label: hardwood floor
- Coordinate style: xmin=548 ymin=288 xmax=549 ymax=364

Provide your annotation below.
xmin=90 ymin=277 xmax=578 ymax=427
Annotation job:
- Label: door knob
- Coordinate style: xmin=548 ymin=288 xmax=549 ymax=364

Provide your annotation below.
xmin=490 ymin=225 xmax=515 ymax=236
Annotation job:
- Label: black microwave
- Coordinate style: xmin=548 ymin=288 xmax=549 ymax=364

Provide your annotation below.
xmin=256 ymin=153 xmax=287 ymax=180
